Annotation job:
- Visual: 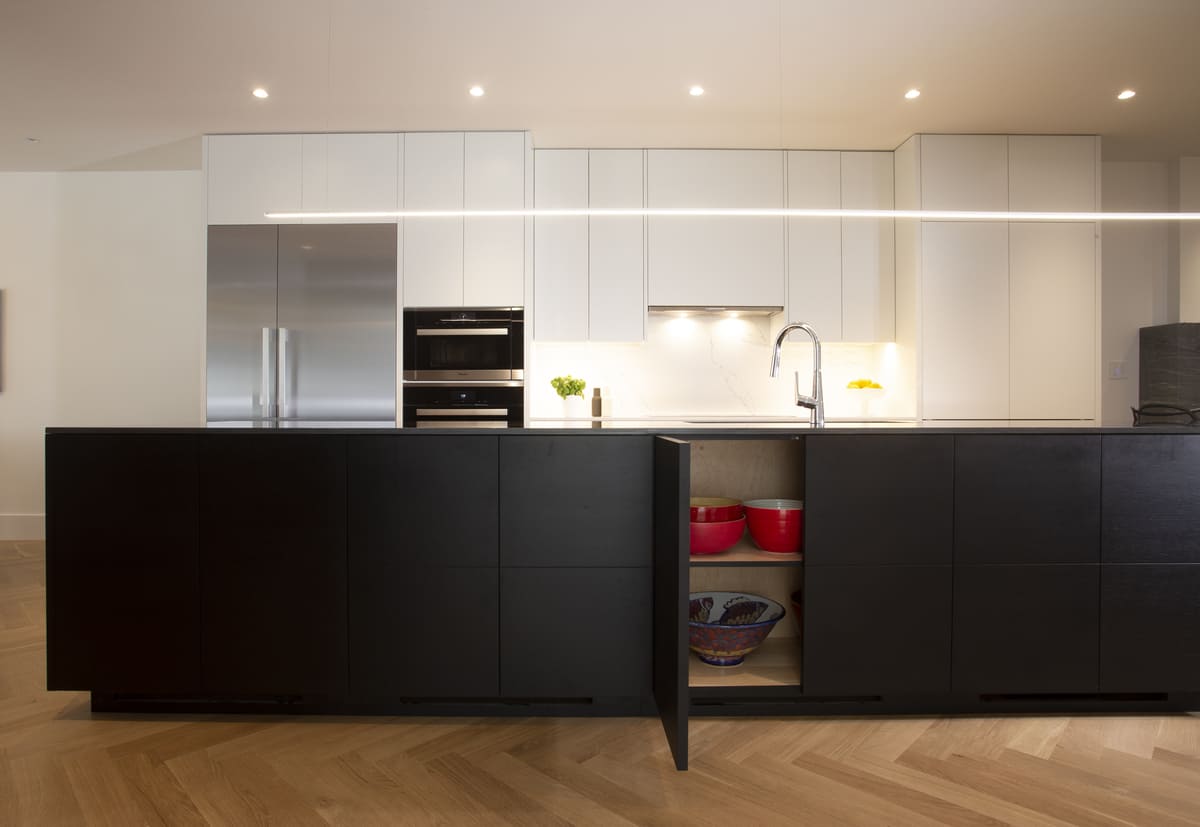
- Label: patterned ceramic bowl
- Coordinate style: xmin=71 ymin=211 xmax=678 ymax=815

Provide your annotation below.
xmin=688 ymin=591 xmax=785 ymax=666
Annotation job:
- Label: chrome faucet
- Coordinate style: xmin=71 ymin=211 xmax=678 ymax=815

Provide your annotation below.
xmin=770 ymin=322 xmax=824 ymax=428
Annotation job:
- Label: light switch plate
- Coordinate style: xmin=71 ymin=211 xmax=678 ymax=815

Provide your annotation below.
xmin=1109 ymin=361 xmax=1127 ymax=380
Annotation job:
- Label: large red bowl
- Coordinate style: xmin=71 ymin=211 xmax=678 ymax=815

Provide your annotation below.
xmin=744 ymin=499 xmax=803 ymax=554
xmin=690 ymin=497 xmax=743 ymax=523
xmin=690 ymin=516 xmax=745 ymax=555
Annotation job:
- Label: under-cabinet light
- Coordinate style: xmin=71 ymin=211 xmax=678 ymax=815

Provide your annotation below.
xmin=264 ymin=207 xmax=1200 ymax=222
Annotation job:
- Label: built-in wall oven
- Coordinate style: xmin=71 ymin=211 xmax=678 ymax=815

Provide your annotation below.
xmin=402 ymin=307 xmax=525 ymax=428
xmin=402 ymin=308 xmax=523 ymax=381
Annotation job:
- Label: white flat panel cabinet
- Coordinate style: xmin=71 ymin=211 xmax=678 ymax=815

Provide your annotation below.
xmin=840 ymin=151 xmax=895 ymax=342
xmin=1009 ymin=136 xmax=1098 ymax=212
xmin=301 ymin=133 xmax=399 ymax=221
xmin=206 ymin=134 xmax=302 ymax=224
xmin=786 ymin=151 xmax=841 ymax=339
xmin=647 ymin=150 xmax=785 ymax=307
xmin=920 ymin=135 xmax=1008 ymax=211
xmin=1010 ymin=222 xmax=1097 ymax=419
xmin=403 ymin=132 xmax=465 ymax=307
xmin=589 ymin=150 xmax=645 ymax=342
xmin=922 ymin=222 xmax=1010 ymax=419
xmin=533 ymin=150 xmax=589 ymax=341
xmin=464 ymin=132 xmax=525 ymax=307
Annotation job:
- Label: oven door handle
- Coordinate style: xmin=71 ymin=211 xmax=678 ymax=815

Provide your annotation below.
xmin=416 ymin=328 xmax=509 ymax=336
xmin=414 ymin=408 xmax=508 ymax=416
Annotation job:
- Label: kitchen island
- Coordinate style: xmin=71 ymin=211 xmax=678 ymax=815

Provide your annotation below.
xmin=45 ymin=426 xmax=1200 ymax=770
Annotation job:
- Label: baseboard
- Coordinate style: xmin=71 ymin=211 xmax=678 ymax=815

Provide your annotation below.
xmin=0 ymin=513 xmax=46 ymax=540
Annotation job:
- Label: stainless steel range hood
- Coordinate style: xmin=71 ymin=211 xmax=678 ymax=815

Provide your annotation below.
xmin=647 ymin=305 xmax=783 ymax=316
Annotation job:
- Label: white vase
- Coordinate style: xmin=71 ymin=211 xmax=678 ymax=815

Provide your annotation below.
xmin=562 ymin=395 xmax=588 ymax=427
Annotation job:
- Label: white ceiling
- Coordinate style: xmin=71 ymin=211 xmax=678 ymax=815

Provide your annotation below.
xmin=2 ymin=0 xmax=1199 ymax=171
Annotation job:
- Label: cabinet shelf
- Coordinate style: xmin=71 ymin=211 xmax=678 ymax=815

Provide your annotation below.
xmin=687 ymin=637 xmax=802 ymax=688
xmin=690 ymin=536 xmax=803 ymax=567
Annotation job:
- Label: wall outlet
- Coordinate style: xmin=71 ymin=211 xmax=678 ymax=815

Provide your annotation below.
xmin=1109 ymin=361 xmax=1128 ymax=380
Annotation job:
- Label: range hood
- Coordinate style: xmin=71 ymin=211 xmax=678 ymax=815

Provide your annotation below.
xmin=647 ymin=305 xmax=783 ymax=316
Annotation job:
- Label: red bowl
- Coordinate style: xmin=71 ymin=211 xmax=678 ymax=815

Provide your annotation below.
xmin=690 ymin=516 xmax=745 ymax=555
xmin=690 ymin=497 xmax=743 ymax=523
xmin=744 ymin=499 xmax=803 ymax=554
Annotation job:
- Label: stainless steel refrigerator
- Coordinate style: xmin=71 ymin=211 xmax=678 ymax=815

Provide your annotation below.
xmin=206 ymin=224 xmax=397 ymax=426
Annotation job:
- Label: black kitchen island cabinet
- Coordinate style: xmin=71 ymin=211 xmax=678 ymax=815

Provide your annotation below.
xmin=44 ymin=426 xmax=1200 ymax=773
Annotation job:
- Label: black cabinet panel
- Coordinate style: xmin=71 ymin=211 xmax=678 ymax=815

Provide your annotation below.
xmin=955 ymin=436 xmax=1100 ymax=565
xmin=351 ymin=567 xmax=498 ymax=698
xmin=954 ymin=565 xmax=1099 ymax=693
xmin=1103 ymin=435 xmax=1200 ymax=564
xmin=804 ymin=566 xmax=951 ymax=695
xmin=500 ymin=435 xmax=652 ymax=567
xmin=348 ymin=435 xmax=499 ymax=698
xmin=200 ymin=434 xmax=347 ymax=696
xmin=805 ymin=435 xmax=953 ymax=565
xmin=1101 ymin=565 xmax=1200 ymax=692
xmin=46 ymin=434 xmax=201 ymax=692
xmin=501 ymin=567 xmax=651 ymax=698
xmin=349 ymin=435 xmax=498 ymax=568
xmin=653 ymin=437 xmax=690 ymax=771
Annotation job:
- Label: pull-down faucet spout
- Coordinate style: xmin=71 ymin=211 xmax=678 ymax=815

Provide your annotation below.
xmin=770 ymin=322 xmax=824 ymax=428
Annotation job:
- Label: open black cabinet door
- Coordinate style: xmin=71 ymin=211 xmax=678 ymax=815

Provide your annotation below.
xmin=653 ymin=436 xmax=690 ymax=770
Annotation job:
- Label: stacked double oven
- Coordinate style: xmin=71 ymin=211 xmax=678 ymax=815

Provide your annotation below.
xmin=401 ymin=308 xmax=525 ymax=428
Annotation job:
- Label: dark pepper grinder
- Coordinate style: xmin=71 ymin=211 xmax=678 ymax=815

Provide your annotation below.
xmin=592 ymin=387 xmax=603 ymax=429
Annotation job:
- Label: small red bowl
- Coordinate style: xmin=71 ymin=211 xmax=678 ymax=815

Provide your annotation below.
xmin=690 ymin=497 xmax=743 ymax=523
xmin=744 ymin=499 xmax=803 ymax=554
xmin=690 ymin=516 xmax=745 ymax=555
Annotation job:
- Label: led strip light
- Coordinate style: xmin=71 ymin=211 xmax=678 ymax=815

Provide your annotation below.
xmin=264 ymin=208 xmax=1200 ymax=221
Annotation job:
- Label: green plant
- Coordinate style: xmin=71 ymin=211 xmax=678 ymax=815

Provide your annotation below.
xmin=550 ymin=375 xmax=587 ymax=400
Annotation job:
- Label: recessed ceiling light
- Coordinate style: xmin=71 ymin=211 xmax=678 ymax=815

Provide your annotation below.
xmin=905 ymin=88 xmax=921 ymax=100
xmin=1117 ymin=89 xmax=1136 ymax=100
xmin=469 ymin=85 xmax=485 ymax=97
xmin=252 ymin=87 xmax=269 ymax=99
xmin=689 ymin=85 xmax=705 ymax=97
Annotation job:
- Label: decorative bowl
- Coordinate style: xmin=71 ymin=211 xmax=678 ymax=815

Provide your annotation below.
xmin=744 ymin=499 xmax=804 ymax=554
xmin=688 ymin=591 xmax=785 ymax=666
xmin=690 ymin=497 xmax=744 ymax=523
xmin=689 ymin=516 xmax=745 ymax=555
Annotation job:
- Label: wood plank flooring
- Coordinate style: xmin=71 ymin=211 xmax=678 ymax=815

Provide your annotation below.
xmin=4 ymin=538 xmax=1200 ymax=825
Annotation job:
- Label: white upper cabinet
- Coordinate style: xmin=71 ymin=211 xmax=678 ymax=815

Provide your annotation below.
xmin=840 ymin=151 xmax=895 ymax=342
xmin=403 ymin=132 xmax=465 ymax=307
xmin=464 ymin=132 xmax=525 ymax=307
xmin=206 ymin=134 xmax=302 ymax=224
xmin=786 ymin=151 xmax=842 ymax=339
xmin=920 ymin=135 xmax=1008 ymax=211
xmin=1010 ymin=222 xmax=1097 ymax=419
xmin=1008 ymin=136 xmax=1098 ymax=212
xmin=589 ymin=150 xmax=645 ymax=342
xmin=647 ymin=150 xmax=785 ymax=307
xmin=533 ymin=150 xmax=589 ymax=341
xmin=301 ymin=133 xmax=399 ymax=220
xmin=921 ymin=222 xmax=1010 ymax=420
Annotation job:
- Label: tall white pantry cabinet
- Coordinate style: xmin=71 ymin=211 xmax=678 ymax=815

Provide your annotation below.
xmin=896 ymin=134 xmax=1101 ymax=422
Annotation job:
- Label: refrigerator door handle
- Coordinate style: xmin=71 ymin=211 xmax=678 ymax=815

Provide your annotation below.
xmin=277 ymin=327 xmax=290 ymax=419
xmin=260 ymin=327 xmax=277 ymax=418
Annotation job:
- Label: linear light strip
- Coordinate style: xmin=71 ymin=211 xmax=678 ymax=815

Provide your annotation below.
xmin=264 ymin=207 xmax=1200 ymax=221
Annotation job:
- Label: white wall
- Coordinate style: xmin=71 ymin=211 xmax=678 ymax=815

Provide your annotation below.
xmin=530 ymin=315 xmax=912 ymax=422
xmin=1100 ymin=161 xmax=1171 ymax=425
xmin=0 ymin=171 xmax=205 ymax=539
xmin=0 ymin=175 xmax=59 ymax=539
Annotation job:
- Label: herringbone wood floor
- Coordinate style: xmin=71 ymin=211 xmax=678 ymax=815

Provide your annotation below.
xmin=4 ymin=540 xmax=1200 ymax=826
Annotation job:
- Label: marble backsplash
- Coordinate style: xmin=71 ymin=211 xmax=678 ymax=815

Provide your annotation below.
xmin=529 ymin=315 xmax=916 ymax=420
